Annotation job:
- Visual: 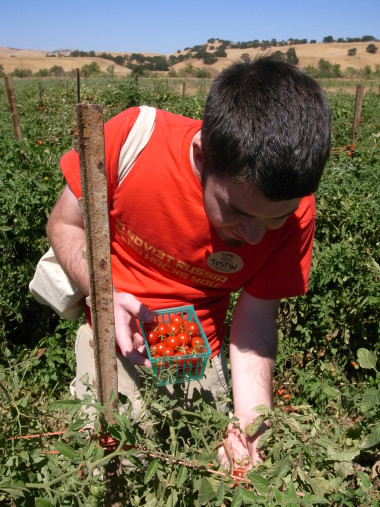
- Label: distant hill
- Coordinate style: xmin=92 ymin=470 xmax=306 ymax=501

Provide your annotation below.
xmin=1 ymin=40 xmax=379 ymax=78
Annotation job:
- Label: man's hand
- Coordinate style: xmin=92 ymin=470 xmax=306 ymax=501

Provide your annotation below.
xmin=113 ymin=288 xmax=154 ymax=367
xmin=218 ymin=418 xmax=268 ymax=472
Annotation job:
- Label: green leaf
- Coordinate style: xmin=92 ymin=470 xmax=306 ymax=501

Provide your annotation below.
xmin=361 ymin=388 xmax=380 ymax=412
xmin=272 ymin=455 xmax=291 ymax=479
xmin=253 ymin=404 xmax=271 ymax=416
xmin=245 ymin=416 xmax=265 ymax=437
xmin=241 ymin=487 xmax=260 ymax=503
xmin=357 ymin=348 xmax=378 ymax=370
xmin=302 ymin=493 xmax=330 ymax=505
xmin=231 ymin=484 xmax=243 ymax=507
xmin=361 ymin=424 xmax=380 ymax=449
xmin=144 ymin=459 xmax=159 ymax=484
xmin=53 ymin=441 xmax=77 ymax=459
xmin=176 ymin=465 xmax=187 ymax=487
xmin=357 ymin=470 xmax=372 ymax=489
xmin=327 ymin=446 xmax=360 ymax=461
xmin=35 ymin=499 xmax=54 ymax=507
xmin=215 ymin=481 xmax=226 ymax=505
xmin=198 ymin=477 xmax=216 ymax=504
xmin=51 ymin=399 xmax=82 ymax=409
xmin=247 ymin=471 xmax=270 ymax=495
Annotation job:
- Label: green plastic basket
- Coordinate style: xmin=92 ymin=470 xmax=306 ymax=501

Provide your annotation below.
xmin=138 ymin=305 xmax=212 ymax=386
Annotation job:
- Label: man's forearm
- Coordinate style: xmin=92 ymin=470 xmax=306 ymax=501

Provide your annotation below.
xmin=229 ymin=292 xmax=278 ymax=427
xmin=48 ymin=222 xmax=89 ymax=295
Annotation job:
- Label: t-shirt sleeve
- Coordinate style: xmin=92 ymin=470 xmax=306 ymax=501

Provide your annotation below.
xmin=243 ymin=196 xmax=316 ymax=300
xmin=60 ymin=107 xmax=141 ymax=201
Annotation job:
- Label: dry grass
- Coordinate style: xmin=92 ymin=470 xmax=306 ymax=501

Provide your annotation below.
xmin=1 ymin=41 xmax=379 ymax=77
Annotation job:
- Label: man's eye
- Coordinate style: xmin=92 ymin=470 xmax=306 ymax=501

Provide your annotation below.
xmin=227 ymin=206 xmax=241 ymax=216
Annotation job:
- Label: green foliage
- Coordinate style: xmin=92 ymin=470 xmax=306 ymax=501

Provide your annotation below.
xmin=80 ymin=62 xmax=101 ymax=77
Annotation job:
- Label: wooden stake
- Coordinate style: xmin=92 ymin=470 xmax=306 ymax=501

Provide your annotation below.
xmin=76 ymin=68 xmax=80 ymax=104
xmin=76 ymin=103 xmax=123 ymax=506
xmin=352 ymin=84 xmax=364 ymax=145
xmin=4 ymin=76 xmax=22 ymax=141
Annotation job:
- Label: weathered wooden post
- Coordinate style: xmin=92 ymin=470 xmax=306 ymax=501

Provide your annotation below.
xmin=352 ymin=84 xmax=364 ymax=145
xmin=76 ymin=68 xmax=80 ymax=104
xmin=76 ymin=103 xmax=123 ymax=506
xmin=4 ymin=76 xmax=22 ymax=141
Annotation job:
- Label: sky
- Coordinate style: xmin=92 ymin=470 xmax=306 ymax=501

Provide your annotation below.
xmin=1 ymin=0 xmax=379 ymax=55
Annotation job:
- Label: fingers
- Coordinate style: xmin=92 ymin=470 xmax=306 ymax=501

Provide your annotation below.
xmin=113 ymin=289 xmax=153 ymax=366
xmin=113 ymin=288 xmax=154 ymax=322
xmin=218 ymin=424 xmax=262 ymax=472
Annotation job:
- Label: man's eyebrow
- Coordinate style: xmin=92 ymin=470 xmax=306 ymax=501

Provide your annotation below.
xmin=228 ymin=204 xmax=298 ymax=220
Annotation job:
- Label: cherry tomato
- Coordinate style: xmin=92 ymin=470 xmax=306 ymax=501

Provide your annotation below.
xmin=190 ymin=350 xmax=203 ymax=375
xmin=173 ymin=350 xmax=185 ymax=367
xmin=156 ymin=323 xmax=169 ymax=337
xmin=163 ymin=346 xmax=175 ymax=357
xmin=183 ymin=321 xmax=200 ymax=336
xmin=177 ymin=332 xmax=190 ymax=347
xmin=233 ymin=468 xmax=245 ymax=487
xmin=155 ymin=342 xmax=166 ymax=356
xmin=170 ymin=314 xmax=184 ymax=327
xmin=147 ymin=330 xmax=159 ymax=346
xmin=191 ymin=336 xmax=205 ymax=350
xmin=165 ymin=335 xmax=179 ymax=349
xmin=167 ymin=323 xmax=181 ymax=336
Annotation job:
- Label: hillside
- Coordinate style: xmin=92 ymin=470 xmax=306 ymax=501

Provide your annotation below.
xmin=1 ymin=41 xmax=379 ymax=77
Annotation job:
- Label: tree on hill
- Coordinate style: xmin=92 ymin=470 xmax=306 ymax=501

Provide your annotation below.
xmin=323 ymin=36 xmax=335 ymax=43
xmin=286 ymin=47 xmax=299 ymax=65
xmin=81 ymin=62 xmax=101 ymax=77
xmin=348 ymin=48 xmax=357 ymax=56
xmin=366 ymin=44 xmax=378 ymax=54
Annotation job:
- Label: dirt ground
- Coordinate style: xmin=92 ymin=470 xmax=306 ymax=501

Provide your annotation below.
xmin=1 ymin=41 xmax=379 ymax=77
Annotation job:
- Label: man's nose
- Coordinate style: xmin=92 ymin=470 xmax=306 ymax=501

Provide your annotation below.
xmin=238 ymin=218 xmax=267 ymax=245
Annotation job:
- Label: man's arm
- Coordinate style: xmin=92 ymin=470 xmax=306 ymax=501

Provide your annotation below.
xmin=46 ymin=184 xmax=89 ymax=294
xmin=220 ymin=290 xmax=279 ymax=468
xmin=46 ymin=184 xmax=153 ymax=366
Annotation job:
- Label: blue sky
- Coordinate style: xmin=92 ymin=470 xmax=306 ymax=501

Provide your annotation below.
xmin=1 ymin=0 xmax=379 ymax=54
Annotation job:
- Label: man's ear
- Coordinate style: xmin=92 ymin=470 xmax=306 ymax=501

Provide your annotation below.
xmin=191 ymin=131 xmax=203 ymax=181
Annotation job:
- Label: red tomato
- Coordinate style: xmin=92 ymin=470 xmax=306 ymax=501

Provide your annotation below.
xmin=163 ymin=346 xmax=175 ymax=357
xmin=170 ymin=314 xmax=184 ymax=327
xmin=156 ymin=323 xmax=169 ymax=337
xmin=233 ymin=468 xmax=245 ymax=487
xmin=147 ymin=330 xmax=159 ymax=346
xmin=173 ymin=350 xmax=185 ymax=367
xmin=177 ymin=332 xmax=190 ymax=347
xmin=183 ymin=321 xmax=200 ymax=336
xmin=167 ymin=323 xmax=181 ymax=336
xmin=165 ymin=335 xmax=179 ymax=349
xmin=155 ymin=342 xmax=166 ymax=356
xmin=191 ymin=336 xmax=205 ymax=350
xmin=189 ymin=349 xmax=203 ymax=375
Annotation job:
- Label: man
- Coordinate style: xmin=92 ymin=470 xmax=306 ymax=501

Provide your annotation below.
xmin=46 ymin=56 xmax=331 ymax=469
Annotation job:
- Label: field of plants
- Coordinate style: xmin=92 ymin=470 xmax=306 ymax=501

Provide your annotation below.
xmin=0 ymin=74 xmax=379 ymax=506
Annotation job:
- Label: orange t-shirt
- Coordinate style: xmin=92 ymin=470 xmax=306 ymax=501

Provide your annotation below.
xmin=61 ymin=108 xmax=316 ymax=356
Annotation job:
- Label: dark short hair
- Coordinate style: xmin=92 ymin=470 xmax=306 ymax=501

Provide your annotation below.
xmin=201 ymin=56 xmax=332 ymax=200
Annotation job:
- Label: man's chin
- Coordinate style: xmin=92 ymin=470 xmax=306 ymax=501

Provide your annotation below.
xmin=215 ymin=229 xmax=246 ymax=247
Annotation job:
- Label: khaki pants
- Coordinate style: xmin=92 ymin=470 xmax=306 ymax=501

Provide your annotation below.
xmin=73 ymin=323 xmax=230 ymax=417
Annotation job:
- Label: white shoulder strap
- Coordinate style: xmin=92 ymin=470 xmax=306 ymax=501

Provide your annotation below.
xmin=117 ymin=105 xmax=156 ymax=186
